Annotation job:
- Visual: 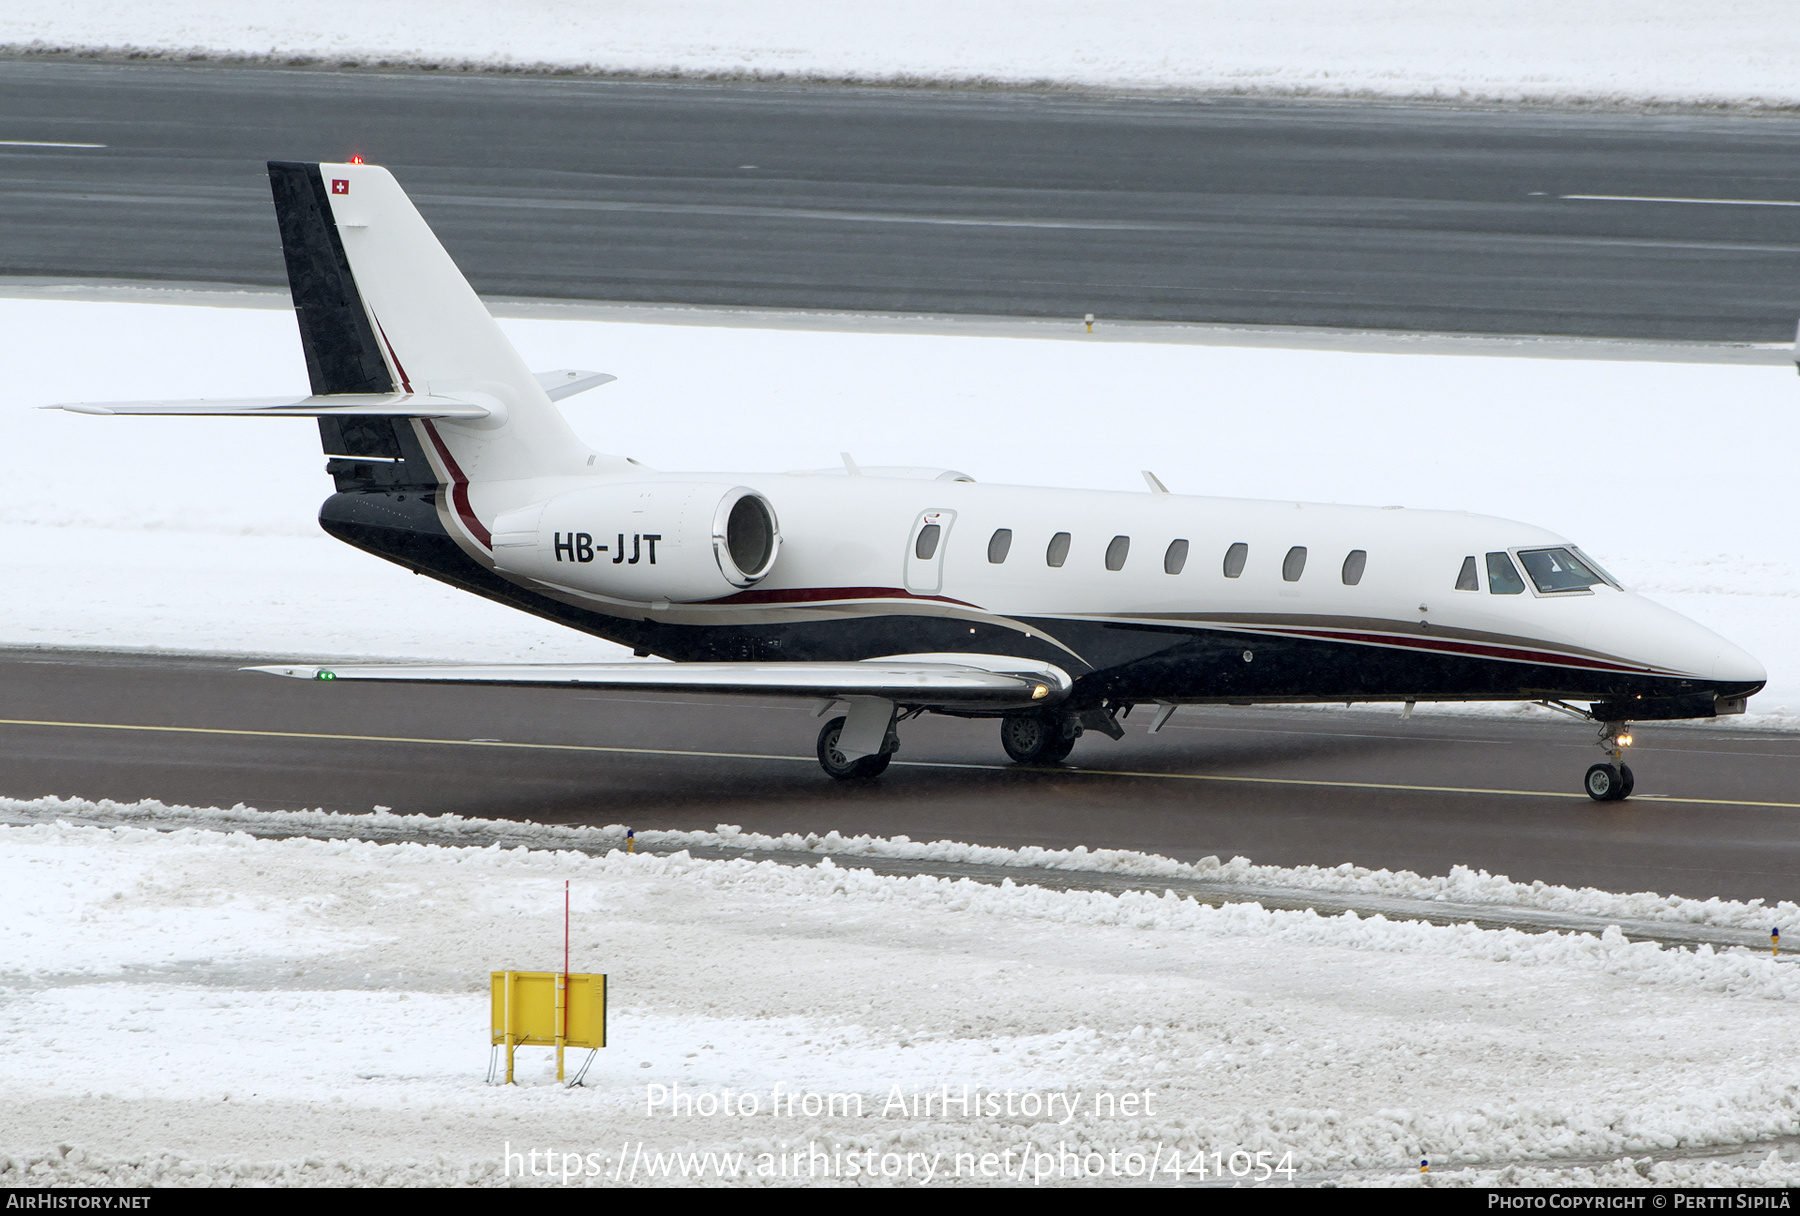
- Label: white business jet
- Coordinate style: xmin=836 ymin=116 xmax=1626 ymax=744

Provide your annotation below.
xmin=55 ymin=161 xmax=1766 ymax=800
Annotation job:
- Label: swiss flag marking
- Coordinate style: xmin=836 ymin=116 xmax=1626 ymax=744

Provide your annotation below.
xmin=331 ymin=179 xmax=349 ymax=195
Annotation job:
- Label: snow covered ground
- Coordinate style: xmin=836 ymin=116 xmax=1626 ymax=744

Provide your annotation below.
xmin=8 ymin=294 xmax=1800 ymax=1186
xmin=5 ymin=2 xmax=1800 ymax=109
xmin=5 ymin=808 xmax=1800 ymax=1187
xmin=4 ymin=293 xmax=1798 ymax=725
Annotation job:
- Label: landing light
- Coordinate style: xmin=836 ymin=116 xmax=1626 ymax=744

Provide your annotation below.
xmin=1619 ymin=733 xmax=1633 ymax=747
xmin=1031 ymin=684 xmax=1049 ymax=700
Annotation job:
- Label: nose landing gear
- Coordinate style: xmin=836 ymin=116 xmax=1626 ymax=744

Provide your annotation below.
xmin=1583 ymin=720 xmax=1635 ymax=802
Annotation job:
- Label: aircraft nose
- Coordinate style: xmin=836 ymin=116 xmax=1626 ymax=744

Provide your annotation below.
xmin=1667 ymin=606 xmax=1766 ymax=689
xmin=1707 ymin=636 xmax=1767 ymax=689
xmin=1606 ymin=591 xmax=1765 ymax=691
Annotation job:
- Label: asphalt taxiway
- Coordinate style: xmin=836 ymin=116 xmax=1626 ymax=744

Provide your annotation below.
xmin=5 ymin=647 xmax=1798 ymax=905
xmin=5 ymin=58 xmax=1800 ymax=340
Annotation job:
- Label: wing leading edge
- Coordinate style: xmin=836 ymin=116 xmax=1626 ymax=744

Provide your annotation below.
xmin=245 ymin=653 xmax=1072 ymax=709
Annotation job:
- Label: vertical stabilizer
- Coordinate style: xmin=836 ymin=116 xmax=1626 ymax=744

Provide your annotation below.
xmin=265 ymin=160 xmax=590 ymax=487
xmin=267 ymin=163 xmax=395 ymax=396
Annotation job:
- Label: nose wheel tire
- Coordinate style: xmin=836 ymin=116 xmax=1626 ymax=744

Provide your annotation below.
xmin=1584 ymin=762 xmax=1634 ymax=802
xmin=1001 ymin=712 xmax=1076 ymax=765
xmin=817 ymin=715 xmax=892 ymax=780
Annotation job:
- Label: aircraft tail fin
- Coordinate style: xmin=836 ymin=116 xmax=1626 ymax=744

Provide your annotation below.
xmin=266 ymin=163 xmax=396 ymax=396
xmin=265 ymin=160 xmax=590 ymax=480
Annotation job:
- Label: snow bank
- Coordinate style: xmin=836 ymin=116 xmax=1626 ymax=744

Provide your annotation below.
xmin=4 ymin=296 xmax=1798 ymax=726
xmin=5 ymin=818 xmax=1800 ymax=1187
xmin=5 ymin=2 xmax=1800 ymax=109
xmin=7 ymin=793 xmax=1799 ymax=936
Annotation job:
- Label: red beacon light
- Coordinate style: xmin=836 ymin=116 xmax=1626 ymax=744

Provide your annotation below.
xmin=350 ymin=155 xmax=364 ymax=164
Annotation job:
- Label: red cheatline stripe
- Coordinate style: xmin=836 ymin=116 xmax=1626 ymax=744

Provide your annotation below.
xmin=371 ymin=313 xmax=413 ymax=394
xmin=707 ymin=586 xmax=976 ymax=608
xmin=368 ymin=309 xmax=488 ymax=550
xmin=1249 ymin=624 xmax=1666 ymax=677
xmin=420 ymin=420 xmax=492 ymax=549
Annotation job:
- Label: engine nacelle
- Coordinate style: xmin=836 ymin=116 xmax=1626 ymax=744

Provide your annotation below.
xmin=489 ymin=482 xmax=779 ymax=603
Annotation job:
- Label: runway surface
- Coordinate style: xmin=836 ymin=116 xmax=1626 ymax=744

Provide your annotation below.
xmin=5 ymin=59 xmax=1800 ymax=341
xmin=5 ymin=648 xmax=1798 ymax=906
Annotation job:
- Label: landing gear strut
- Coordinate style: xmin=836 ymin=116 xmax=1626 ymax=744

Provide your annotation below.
xmin=1000 ymin=710 xmax=1078 ymax=765
xmin=817 ymin=715 xmax=895 ymax=780
xmin=1583 ymin=720 xmax=1635 ymax=802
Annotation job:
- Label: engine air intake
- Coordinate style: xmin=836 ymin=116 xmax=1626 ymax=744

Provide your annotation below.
xmin=719 ymin=491 xmax=778 ymax=585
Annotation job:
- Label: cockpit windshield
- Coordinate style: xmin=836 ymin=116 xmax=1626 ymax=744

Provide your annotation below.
xmin=1516 ymin=547 xmax=1617 ymax=594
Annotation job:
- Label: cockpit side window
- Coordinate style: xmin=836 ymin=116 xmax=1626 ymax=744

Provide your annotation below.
xmin=1455 ymin=555 xmax=1479 ymax=591
xmin=1571 ymin=548 xmax=1622 ymax=589
xmin=1518 ymin=547 xmax=1607 ymax=593
xmin=1486 ymin=551 xmax=1526 ymax=595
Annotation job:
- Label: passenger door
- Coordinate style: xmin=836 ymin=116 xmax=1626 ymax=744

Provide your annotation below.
xmin=904 ymin=509 xmax=956 ymax=595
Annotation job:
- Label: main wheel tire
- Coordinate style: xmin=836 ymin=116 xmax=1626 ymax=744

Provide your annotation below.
xmin=1001 ymin=713 xmax=1074 ymax=765
xmin=1000 ymin=713 xmax=1050 ymax=763
xmin=817 ymin=716 xmax=887 ymax=781
xmin=1584 ymin=762 xmax=1627 ymax=802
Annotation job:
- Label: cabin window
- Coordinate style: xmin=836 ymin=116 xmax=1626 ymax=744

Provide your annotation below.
xmin=988 ymin=528 xmax=1013 ymax=564
xmin=1164 ymin=539 xmax=1189 ymax=575
xmin=1105 ymin=535 xmax=1130 ymax=571
xmin=1486 ymin=551 xmax=1525 ymax=594
xmin=1282 ymin=546 xmax=1307 ymax=582
xmin=1455 ymin=555 xmax=1479 ymax=591
xmin=1223 ymin=542 xmax=1248 ymax=578
xmin=1046 ymin=532 xmax=1071 ymax=568
xmin=1342 ymin=549 xmax=1366 ymax=586
xmin=1518 ymin=547 xmax=1607 ymax=593
xmin=914 ymin=524 xmax=941 ymax=561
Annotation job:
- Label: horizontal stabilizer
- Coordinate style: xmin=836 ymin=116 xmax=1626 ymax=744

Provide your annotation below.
xmin=533 ymin=370 xmax=617 ymax=402
xmin=47 ymin=393 xmax=490 ymax=419
xmin=246 ymin=654 xmax=1071 ymax=709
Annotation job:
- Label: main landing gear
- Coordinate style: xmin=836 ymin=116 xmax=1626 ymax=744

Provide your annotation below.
xmin=813 ymin=701 xmax=1124 ymax=779
xmin=1000 ymin=710 xmax=1078 ymax=765
xmin=815 ymin=696 xmax=909 ymax=780
xmin=1583 ymin=720 xmax=1635 ymax=802
xmin=998 ymin=706 xmax=1123 ymax=766
xmin=816 ymin=713 xmax=898 ymax=780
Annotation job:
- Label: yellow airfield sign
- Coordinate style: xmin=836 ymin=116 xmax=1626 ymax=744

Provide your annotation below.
xmin=491 ymin=970 xmax=606 ymax=1084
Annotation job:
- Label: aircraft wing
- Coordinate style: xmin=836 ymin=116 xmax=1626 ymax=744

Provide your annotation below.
xmin=47 ymin=393 xmax=490 ymax=419
xmin=245 ymin=653 xmax=1071 ymax=709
